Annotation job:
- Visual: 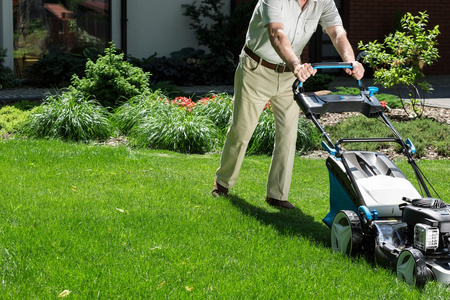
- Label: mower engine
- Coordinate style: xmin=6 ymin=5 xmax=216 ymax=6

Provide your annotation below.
xmin=402 ymin=197 xmax=450 ymax=252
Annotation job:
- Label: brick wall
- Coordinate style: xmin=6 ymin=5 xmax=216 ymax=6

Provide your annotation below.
xmin=344 ymin=0 xmax=449 ymax=74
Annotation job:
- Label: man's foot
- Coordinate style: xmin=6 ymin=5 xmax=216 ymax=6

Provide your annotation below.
xmin=265 ymin=196 xmax=296 ymax=209
xmin=212 ymin=181 xmax=229 ymax=197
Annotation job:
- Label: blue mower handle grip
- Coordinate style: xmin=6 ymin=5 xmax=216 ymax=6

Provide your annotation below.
xmin=292 ymin=62 xmax=362 ymax=92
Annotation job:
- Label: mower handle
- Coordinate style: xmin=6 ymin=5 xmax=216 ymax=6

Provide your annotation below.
xmin=292 ymin=62 xmax=362 ymax=92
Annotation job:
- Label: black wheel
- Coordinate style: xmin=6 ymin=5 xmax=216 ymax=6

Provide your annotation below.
xmin=397 ymin=249 xmax=429 ymax=286
xmin=331 ymin=210 xmax=363 ymax=256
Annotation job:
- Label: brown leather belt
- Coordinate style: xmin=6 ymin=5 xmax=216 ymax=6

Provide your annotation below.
xmin=244 ymin=46 xmax=291 ymax=73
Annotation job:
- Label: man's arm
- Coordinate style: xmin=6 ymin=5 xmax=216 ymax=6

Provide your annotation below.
xmin=326 ymin=25 xmax=364 ymax=80
xmin=267 ymin=22 xmax=316 ymax=81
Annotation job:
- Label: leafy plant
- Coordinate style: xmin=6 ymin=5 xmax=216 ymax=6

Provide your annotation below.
xmin=22 ymin=87 xmax=112 ymax=142
xmin=71 ymin=43 xmax=150 ymax=109
xmin=358 ymin=11 xmax=440 ymax=118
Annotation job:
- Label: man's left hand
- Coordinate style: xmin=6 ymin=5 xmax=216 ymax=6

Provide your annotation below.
xmin=345 ymin=61 xmax=365 ymax=80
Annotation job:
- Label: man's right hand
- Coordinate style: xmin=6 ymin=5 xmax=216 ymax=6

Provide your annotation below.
xmin=293 ymin=63 xmax=317 ymax=82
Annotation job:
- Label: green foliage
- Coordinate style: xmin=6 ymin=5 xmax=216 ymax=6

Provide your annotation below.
xmin=129 ymin=104 xmax=218 ymax=154
xmin=71 ymin=43 xmax=150 ymax=109
xmin=24 ymin=49 xmax=101 ymax=87
xmin=0 ymin=48 xmax=20 ymax=90
xmin=22 ymin=87 xmax=112 ymax=142
xmin=358 ymin=11 xmax=440 ymax=118
xmin=10 ymin=100 xmax=41 ymax=111
xmin=0 ymin=106 xmax=30 ymax=135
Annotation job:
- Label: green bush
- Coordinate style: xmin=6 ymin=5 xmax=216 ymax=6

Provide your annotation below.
xmin=358 ymin=11 xmax=440 ymax=118
xmin=72 ymin=43 xmax=150 ymax=109
xmin=24 ymin=49 xmax=100 ymax=87
xmin=0 ymin=106 xmax=30 ymax=135
xmin=22 ymin=87 xmax=112 ymax=142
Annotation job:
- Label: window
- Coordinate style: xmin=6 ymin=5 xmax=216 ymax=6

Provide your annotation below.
xmin=13 ymin=0 xmax=111 ymax=77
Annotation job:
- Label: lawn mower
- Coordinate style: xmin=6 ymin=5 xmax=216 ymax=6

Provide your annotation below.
xmin=293 ymin=63 xmax=450 ymax=287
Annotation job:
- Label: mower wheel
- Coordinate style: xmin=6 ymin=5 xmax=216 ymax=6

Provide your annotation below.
xmin=331 ymin=210 xmax=363 ymax=256
xmin=397 ymin=248 xmax=429 ymax=287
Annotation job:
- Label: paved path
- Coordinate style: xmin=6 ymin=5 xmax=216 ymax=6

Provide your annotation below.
xmin=1 ymin=74 xmax=449 ymax=108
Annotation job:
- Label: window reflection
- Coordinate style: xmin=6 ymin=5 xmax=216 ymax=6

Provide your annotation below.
xmin=13 ymin=0 xmax=110 ymax=77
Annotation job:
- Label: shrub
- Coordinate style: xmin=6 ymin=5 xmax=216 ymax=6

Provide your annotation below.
xmin=132 ymin=47 xmax=235 ymax=86
xmin=358 ymin=11 xmax=440 ymax=118
xmin=22 ymin=87 xmax=112 ymax=142
xmin=0 ymin=106 xmax=30 ymax=135
xmin=72 ymin=43 xmax=150 ymax=109
xmin=24 ymin=49 xmax=100 ymax=87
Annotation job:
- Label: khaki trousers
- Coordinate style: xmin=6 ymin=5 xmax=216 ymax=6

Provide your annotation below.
xmin=215 ymin=51 xmax=300 ymax=201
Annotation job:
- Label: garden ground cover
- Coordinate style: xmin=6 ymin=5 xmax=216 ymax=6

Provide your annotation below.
xmin=1 ymin=139 xmax=449 ymax=299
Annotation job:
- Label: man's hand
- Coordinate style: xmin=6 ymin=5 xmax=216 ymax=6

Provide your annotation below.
xmin=344 ymin=61 xmax=365 ymax=80
xmin=293 ymin=63 xmax=317 ymax=82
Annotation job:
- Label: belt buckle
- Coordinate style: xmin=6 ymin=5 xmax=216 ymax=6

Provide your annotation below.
xmin=275 ymin=63 xmax=287 ymax=73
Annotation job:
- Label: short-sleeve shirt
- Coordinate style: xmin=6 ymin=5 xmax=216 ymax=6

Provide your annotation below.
xmin=245 ymin=0 xmax=343 ymax=64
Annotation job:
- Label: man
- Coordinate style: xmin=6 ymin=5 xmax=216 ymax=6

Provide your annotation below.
xmin=212 ymin=0 xmax=364 ymax=208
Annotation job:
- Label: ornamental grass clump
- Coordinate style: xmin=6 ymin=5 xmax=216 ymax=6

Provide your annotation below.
xmin=113 ymin=90 xmax=169 ymax=134
xmin=247 ymin=106 xmax=319 ymax=155
xmin=191 ymin=93 xmax=233 ymax=133
xmin=22 ymin=87 xmax=112 ymax=142
xmin=129 ymin=104 xmax=218 ymax=154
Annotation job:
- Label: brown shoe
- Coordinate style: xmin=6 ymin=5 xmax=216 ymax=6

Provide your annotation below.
xmin=212 ymin=181 xmax=229 ymax=197
xmin=265 ymin=196 xmax=296 ymax=209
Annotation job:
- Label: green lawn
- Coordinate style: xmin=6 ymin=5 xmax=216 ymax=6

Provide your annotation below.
xmin=1 ymin=139 xmax=449 ymax=299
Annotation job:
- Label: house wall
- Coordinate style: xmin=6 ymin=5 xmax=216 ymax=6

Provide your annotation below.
xmin=0 ymin=0 xmax=14 ymax=70
xmin=126 ymin=0 xmax=231 ymax=59
xmin=344 ymin=1 xmax=449 ymax=74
